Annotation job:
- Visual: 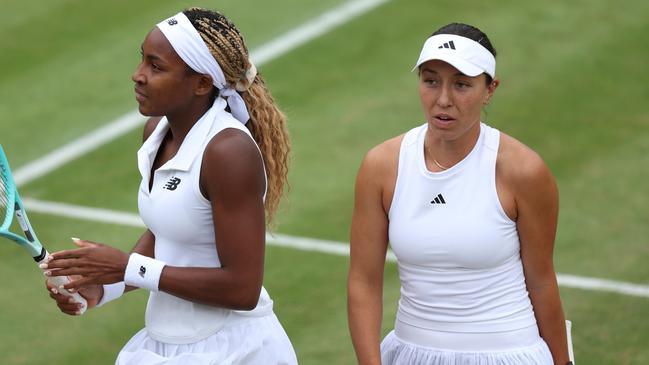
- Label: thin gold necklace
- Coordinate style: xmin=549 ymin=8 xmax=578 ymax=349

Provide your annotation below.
xmin=425 ymin=142 xmax=450 ymax=171
xmin=432 ymin=157 xmax=449 ymax=171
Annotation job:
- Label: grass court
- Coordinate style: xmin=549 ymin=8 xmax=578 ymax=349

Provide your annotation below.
xmin=1 ymin=0 xmax=648 ymax=363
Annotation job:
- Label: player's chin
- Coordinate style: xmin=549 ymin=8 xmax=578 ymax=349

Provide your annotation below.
xmin=136 ymin=104 xmax=166 ymax=118
xmin=136 ymin=104 xmax=155 ymax=117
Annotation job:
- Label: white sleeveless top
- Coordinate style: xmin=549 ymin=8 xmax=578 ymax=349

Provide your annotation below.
xmin=137 ymin=98 xmax=273 ymax=344
xmin=388 ymin=122 xmax=538 ymax=333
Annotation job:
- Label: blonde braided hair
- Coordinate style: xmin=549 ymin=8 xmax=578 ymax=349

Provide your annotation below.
xmin=184 ymin=8 xmax=290 ymax=226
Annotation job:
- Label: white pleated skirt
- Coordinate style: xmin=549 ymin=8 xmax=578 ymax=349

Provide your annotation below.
xmin=381 ymin=327 xmax=553 ymax=365
xmin=116 ymin=313 xmax=297 ymax=365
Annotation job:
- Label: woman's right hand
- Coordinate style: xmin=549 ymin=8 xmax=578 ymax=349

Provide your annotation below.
xmin=45 ymin=277 xmax=102 ymax=315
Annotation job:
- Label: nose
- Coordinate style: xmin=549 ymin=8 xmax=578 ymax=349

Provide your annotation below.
xmin=132 ymin=62 xmax=145 ymax=84
xmin=436 ymin=83 xmax=452 ymax=108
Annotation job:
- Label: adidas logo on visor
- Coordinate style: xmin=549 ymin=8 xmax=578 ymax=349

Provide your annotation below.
xmin=438 ymin=41 xmax=455 ymax=50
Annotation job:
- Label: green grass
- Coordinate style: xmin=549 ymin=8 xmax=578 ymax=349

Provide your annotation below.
xmin=1 ymin=0 xmax=649 ymax=363
xmin=0 ymin=0 xmax=343 ymax=166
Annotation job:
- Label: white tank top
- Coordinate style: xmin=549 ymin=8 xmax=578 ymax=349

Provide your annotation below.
xmin=388 ymin=122 xmax=538 ymax=333
xmin=137 ymin=98 xmax=273 ymax=344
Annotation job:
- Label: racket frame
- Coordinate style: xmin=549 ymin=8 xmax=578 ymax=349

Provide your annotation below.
xmin=0 ymin=145 xmax=45 ymax=259
xmin=0 ymin=144 xmax=87 ymax=313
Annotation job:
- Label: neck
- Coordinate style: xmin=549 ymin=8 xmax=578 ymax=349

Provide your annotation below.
xmin=424 ymin=122 xmax=481 ymax=171
xmin=165 ymin=96 xmax=213 ymax=144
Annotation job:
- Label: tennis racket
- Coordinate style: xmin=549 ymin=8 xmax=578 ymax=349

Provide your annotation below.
xmin=0 ymin=145 xmax=87 ymax=314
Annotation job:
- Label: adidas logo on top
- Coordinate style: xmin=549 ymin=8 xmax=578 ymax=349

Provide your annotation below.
xmin=438 ymin=41 xmax=456 ymax=50
xmin=430 ymin=194 xmax=446 ymax=204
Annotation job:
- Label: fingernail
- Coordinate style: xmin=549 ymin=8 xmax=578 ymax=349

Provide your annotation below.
xmin=75 ymin=311 xmax=81 ymax=315
xmin=68 ymin=288 xmax=77 ymax=293
xmin=44 ymin=271 xmax=51 ymax=276
xmin=39 ymin=263 xmax=48 ymax=269
xmin=51 ymin=288 xmax=58 ymax=294
xmin=71 ymin=237 xmax=81 ymax=242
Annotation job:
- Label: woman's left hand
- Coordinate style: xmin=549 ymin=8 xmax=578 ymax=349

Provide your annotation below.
xmin=42 ymin=238 xmax=129 ymax=290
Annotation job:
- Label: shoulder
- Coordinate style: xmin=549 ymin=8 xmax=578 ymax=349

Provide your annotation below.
xmin=359 ymin=134 xmax=404 ymax=178
xmin=497 ymin=132 xmax=557 ymax=199
xmin=355 ymin=134 xmax=405 ymax=210
xmin=201 ymin=128 xmax=264 ymax=190
xmin=142 ymin=117 xmax=163 ymax=142
xmin=204 ymin=128 xmax=260 ymax=164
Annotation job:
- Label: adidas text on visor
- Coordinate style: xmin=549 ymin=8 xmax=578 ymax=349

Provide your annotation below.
xmin=413 ymin=34 xmax=496 ymax=78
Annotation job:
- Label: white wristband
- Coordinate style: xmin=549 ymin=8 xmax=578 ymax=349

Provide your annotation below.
xmin=124 ymin=253 xmax=166 ymax=292
xmin=96 ymin=282 xmax=126 ymax=307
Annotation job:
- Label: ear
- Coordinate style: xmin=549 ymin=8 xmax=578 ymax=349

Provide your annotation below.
xmin=194 ymin=74 xmax=214 ymax=97
xmin=484 ymin=78 xmax=499 ymax=105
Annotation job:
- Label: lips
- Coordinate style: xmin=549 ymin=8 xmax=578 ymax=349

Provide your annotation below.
xmin=434 ymin=113 xmax=455 ymax=122
xmin=134 ymin=87 xmax=147 ymax=101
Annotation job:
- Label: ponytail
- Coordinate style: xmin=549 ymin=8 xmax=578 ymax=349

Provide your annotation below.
xmin=185 ymin=7 xmax=290 ymax=225
xmin=242 ymin=75 xmax=290 ymax=226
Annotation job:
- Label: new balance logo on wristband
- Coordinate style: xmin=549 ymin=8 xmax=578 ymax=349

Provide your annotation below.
xmin=139 ymin=265 xmax=146 ymax=278
xmin=430 ymin=194 xmax=446 ymax=204
xmin=438 ymin=41 xmax=456 ymax=50
xmin=164 ymin=177 xmax=181 ymax=191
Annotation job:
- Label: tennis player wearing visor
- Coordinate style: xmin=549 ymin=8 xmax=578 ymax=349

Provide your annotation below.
xmin=348 ymin=23 xmax=572 ymax=365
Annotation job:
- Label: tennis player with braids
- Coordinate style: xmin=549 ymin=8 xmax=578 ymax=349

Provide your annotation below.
xmin=42 ymin=8 xmax=297 ymax=364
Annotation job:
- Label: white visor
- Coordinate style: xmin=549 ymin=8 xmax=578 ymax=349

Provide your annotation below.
xmin=412 ymin=34 xmax=495 ymax=78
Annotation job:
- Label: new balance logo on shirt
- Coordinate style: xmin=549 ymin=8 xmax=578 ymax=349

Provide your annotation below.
xmin=430 ymin=194 xmax=446 ymax=204
xmin=164 ymin=177 xmax=181 ymax=191
xmin=438 ymin=41 xmax=456 ymax=50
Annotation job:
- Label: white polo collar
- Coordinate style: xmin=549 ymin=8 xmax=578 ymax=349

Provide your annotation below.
xmin=137 ymin=97 xmax=226 ymax=182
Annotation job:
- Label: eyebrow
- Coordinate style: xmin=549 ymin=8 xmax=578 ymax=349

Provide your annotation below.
xmin=140 ymin=46 xmax=166 ymax=64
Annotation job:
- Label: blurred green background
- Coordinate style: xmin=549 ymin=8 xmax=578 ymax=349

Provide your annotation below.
xmin=1 ymin=0 xmax=648 ymax=363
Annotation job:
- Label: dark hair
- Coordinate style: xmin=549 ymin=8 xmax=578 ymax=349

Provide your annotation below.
xmin=432 ymin=23 xmax=496 ymax=84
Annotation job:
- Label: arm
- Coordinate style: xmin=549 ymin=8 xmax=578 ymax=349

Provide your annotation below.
xmin=507 ymin=143 xmax=570 ymax=364
xmin=47 ymin=129 xmax=266 ymax=310
xmin=348 ymin=145 xmax=394 ymax=365
xmin=156 ymin=129 xmax=266 ymax=309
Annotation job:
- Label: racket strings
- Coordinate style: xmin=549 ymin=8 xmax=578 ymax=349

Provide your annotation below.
xmin=0 ymin=173 xmax=9 ymax=208
xmin=0 ymin=172 xmax=9 ymax=222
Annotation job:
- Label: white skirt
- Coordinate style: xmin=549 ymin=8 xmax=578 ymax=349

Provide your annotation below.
xmin=116 ymin=313 xmax=297 ymax=365
xmin=381 ymin=330 xmax=553 ymax=365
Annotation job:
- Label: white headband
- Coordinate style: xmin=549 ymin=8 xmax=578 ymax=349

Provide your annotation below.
xmin=156 ymin=12 xmax=252 ymax=124
xmin=413 ymin=34 xmax=496 ymax=78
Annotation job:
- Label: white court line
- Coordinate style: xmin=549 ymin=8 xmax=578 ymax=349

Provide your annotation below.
xmin=556 ymin=274 xmax=649 ymax=298
xmin=14 ymin=111 xmax=143 ymax=186
xmin=22 ymin=198 xmax=649 ymax=299
xmin=251 ymin=0 xmax=389 ymax=65
xmin=13 ymin=0 xmax=390 ymax=187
